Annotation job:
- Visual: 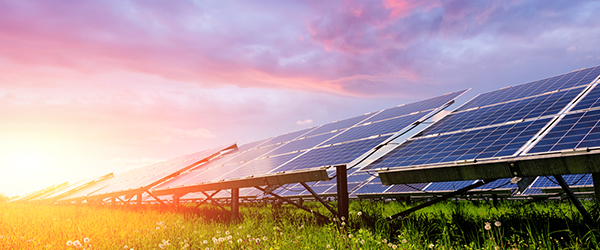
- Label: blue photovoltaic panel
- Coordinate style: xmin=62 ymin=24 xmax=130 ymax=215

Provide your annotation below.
xmin=156 ymin=152 xmax=302 ymax=189
xmin=215 ymin=152 xmax=302 ymax=181
xmin=326 ymin=113 xmax=423 ymax=145
xmin=530 ymin=174 xmax=593 ymax=188
xmin=384 ymin=183 xmax=429 ymax=193
xmin=302 ymin=114 xmax=371 ymax=137
xmin=94 ymin=146 xmax=231 ymax=195
xmin=270 ymin=184 xmax=301 ymax=197
xmin=237 ymin=138 xmax=271 ymax=152
xmin=263 ymin=128 xmax=313 ymax=146
xmin=298 ymin=184 xmax=335 ymax=195
xmin=363 ymin=89 xmax=468 ymax=123
xmin=224 ymin=144 xmax=279 ymax=164
xmin=528 ymin=110 xmax=600 ymax=153
xmin=417 ymin=87 xmax=583 ymax=136
xmin=473 ymin=178 xmax=517 ymax=190
xmin=154 ymin=161 xmax=245 ymax=189
xmin=458 ymin=66 xmax=600 ymax=111
xmin=425 ymin=180 xmax=475 ymax=191
xmin=275 ymin=137 xmax=388 ymax=172
xmin=571 ymin=84 xmax=600 ymax=111
xmin=364 ymin=118 xmax=550 ymax=170
xmin=266 ymin=132 xmax=339 ymax=156
xmin=353 ymin=183 xmax=390 ymax=194
xmin=521 ymin=188 xmax=544 ymax=195
xmin=520 ymin=174 xmax=593 ymax=195
xmin=347 ymin=173 xmax=372 ymax=183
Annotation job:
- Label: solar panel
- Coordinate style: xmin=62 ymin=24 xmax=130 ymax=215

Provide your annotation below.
xmin=528 ymin=110 xmax=600 ymax=153
xmin=522 ymin=174 xmax=594 ymax=195
xmin=274 ymin=137 xmax=388 ymax=172
xmin=325 ymin=113 xmax=424 ymax=145
xmin=425 ymin=180 xmax=476 ymax=192
xmin=302 ymin=114 xmax=371 ymax=137
xmin=364 ymin=118 xmax=550 ymax=170
xmin=457 ymin=66 xmax=600 ymax=111
xmin=473 ymin=178 xmax=517 ymax=190
xmin=384 ymin=183 xmax=429 ymax=193
xmin=366 ymin=66 xmax=600 ymax=173
xmin=417 ymin=87 xmax=583 ymax=136
xmin=86 ymin=144 xmax=236 ymax=197
xmin=363 ymin=90 xmax=468 ymax=123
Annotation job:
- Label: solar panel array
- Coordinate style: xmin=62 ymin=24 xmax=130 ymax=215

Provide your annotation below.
xmin=364 ymin=65 xmax=600 ymax=172
xmin=15 ymin=65 xmax=600 ymax=205
xmin=151 ymin=90 xmax=468 ymax=194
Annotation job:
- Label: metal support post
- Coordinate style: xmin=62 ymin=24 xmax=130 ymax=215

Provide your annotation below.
xmin=553 ymin=175 xmax=593 ymax=223
xmin=137 ymin=192 xmax=143 ymax=207
xmin=231 ymin=188 xmax=239 ymax=219
xmin=336 ymin=164 xmax=349 ymax=220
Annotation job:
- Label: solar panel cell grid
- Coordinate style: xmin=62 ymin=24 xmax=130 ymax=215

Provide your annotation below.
xmin=237 ymin=138 xmax=271 ymax=152
xmin=457 ymin=66 xmax=600 ymax=111
xmin=224 ymin=144 xmax=279 ymax=164
xmin=299 ymin=184 xmax=334 ymax=195
xmin=418 ymin=88 xmax=582 ymax=136
xmin=346 ymin=173 xmax=372 ymax=183
xmin=352 ymin=183 xmax=390 ymax=194
xmin=216 ymin=152 xmax=302 ymax=181
xmin=301 ymin=114 xmax=371 ymax=137
xmin=384 ymin=183 xmax=429 ymax=193
xmin=571 ymin=85 xmax=600 ymax=111
xmin=363 ymin=90 xmax=468 ymax=123
xmin=326 ymin=113 xmax=423 ymax=145
xmin=263 ymin=128 xmax=313 ymax=146
xmin=425 ymin=180 xmax=475 ymax=191
xmin=365 ymin=119 xmax=550 ymax=170
xmin=474 ymin=178 xmax=517 ymax=190
xmin=276 ymin=137 xmax=388 ymax=172
xmin=266 ymin=132 xmax=339 ymax=156
xmin=530 ymin=174 xmax=593 ymax=188
xmin=528 ymin=110 xmax=600 ymax=153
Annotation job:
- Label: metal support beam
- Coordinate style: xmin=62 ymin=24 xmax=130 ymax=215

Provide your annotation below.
xmin=300 ymin=182 xmax=338 ymax=217
xmin=173 ymin=193 xmax=182 ymax=206
xmin=592 ymin=173 xmax=600 ymax=200
xmin=198 ymin=190 xmax=227 ymax=211
xmin=231 ymin=188 xmax=239 ymax=219
xmin=255 ymin=186 xmax=329 ymax=221
xmin=137 ymin=192 xmax=143 ymax=207
xmin=388 ymin=179 xmax=497 ymax=220
xmin=336 ymin=165 xmax=349 ymax=220
xmin=111 ymin=196 xmax=116 ymax=206
xmin=553 ymin=175 xmax=593 ymax=223
xmin=145 ymin=191 xmax=167 ymax=206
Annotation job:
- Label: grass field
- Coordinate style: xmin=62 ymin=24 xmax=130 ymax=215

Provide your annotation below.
xmin=1 ymin=199 xmax=600 ymax=249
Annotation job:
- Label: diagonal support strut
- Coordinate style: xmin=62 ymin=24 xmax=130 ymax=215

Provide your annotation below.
xmin=255 ymin=186 xmax=329 ymax=221
xmin=300 ymin=182 xmax=338 ymax=217
xmin=553 ymin=175 xmax=593 ymax=223
xmin=388 ymin=179 xmax=497 ymax=220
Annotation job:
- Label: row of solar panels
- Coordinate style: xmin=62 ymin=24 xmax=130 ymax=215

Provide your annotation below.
xmin=12 ymin=65 xmax=600 ymax=204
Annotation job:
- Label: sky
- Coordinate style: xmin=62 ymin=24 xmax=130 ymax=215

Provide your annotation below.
xmin=1 ymin=0 xmax=600 ymax=197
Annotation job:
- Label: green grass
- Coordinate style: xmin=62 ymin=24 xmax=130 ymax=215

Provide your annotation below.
xmin=1 ymin=199 xmax=600 ymax=249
